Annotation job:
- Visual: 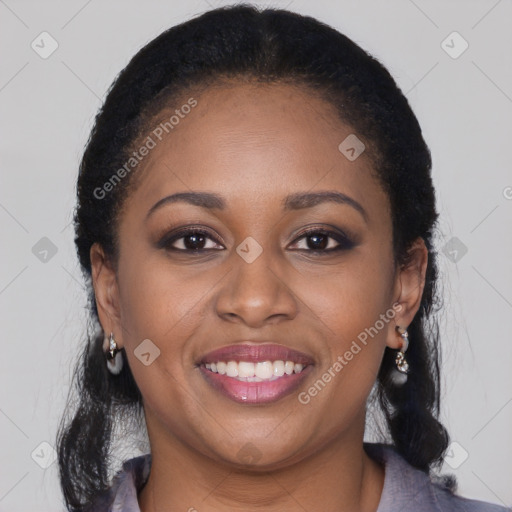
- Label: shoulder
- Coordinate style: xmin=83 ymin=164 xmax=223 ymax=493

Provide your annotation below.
xmin=364 ymin=442 xmax=511 ymax=512
xmin=84 ymin=453 xmax=151 ymax=512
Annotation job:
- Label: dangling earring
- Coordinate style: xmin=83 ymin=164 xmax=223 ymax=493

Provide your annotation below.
xmin=390 ymin=325 xmax=409 ymax=386
xmin=103 ymin=332 xmax=123 ymax=375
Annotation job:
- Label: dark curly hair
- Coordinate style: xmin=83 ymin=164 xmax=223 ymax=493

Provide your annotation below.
xmin=56 ymin=4 xmax=453 ymax=510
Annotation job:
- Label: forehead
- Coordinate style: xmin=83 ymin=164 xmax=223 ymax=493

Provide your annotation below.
xmin=124 ymin=81 xmax=387 ymax=219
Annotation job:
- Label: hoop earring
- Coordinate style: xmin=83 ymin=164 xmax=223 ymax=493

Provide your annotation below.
xmin=390 ymin=325 xmax=409 ymax=386
xmin=103 ymin=332 xmax=123 ymax=375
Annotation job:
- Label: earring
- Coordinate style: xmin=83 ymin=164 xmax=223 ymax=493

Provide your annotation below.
xmin=390 ymin=326 xmax=409 ymax=386
xmin=103 ymin=332 xmax=123 ymax=375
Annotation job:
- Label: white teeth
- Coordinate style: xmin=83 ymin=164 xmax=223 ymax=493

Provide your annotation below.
xmin=255 ymin=361 xmax=273 ymax=379
xmin=273 ymin=360 xmax=285 ymax=377
xmin=238 ymin=361 xmax=255 ymax=378
xmin=204 ymin=360 xmax=307 ymax=380
xmin=226 ymin=361 xmax=239 ymax=377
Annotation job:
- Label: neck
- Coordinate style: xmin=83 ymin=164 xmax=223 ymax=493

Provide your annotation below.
xmin=138 ymin=413 xmax=384 ymax=512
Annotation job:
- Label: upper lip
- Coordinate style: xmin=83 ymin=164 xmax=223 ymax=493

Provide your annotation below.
xmin=197 ymin=342 xmax=315 ymax=366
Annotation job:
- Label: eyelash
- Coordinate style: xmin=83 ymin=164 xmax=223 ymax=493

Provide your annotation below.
xmin=158 ymin=226 xmax=355 ymax=255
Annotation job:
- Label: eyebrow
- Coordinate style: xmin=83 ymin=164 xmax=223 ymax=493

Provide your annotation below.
xmin=146 ymin=190 xmax=368 ymax=222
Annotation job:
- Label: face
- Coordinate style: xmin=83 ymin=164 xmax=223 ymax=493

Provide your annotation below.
xmin=91 ymin=81 xmax=426 ymax=469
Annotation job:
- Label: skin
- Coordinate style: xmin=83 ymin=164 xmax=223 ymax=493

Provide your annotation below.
xmin=90 ymin=81 xmax=428 ymax=512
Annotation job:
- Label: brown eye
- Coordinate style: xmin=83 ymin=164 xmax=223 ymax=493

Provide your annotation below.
xmin=290 ymin=228 xmax=355 ymax=253
xmin=158 ymin=228 xmax=224 ymax=252
xmin=157 ymin=226 xmax=355 ymax=254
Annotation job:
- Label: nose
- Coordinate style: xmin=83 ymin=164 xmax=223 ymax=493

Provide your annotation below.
xmin=215 ymin=246 xmax=298 ymax=328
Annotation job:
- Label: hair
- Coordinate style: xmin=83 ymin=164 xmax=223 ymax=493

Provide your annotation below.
xmin=56 ymin=4 xmax=454 ymax=510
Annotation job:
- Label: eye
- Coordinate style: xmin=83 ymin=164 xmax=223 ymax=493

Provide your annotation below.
xmin=158 ymin=226 xmax=355 ymax=254
xmin=289 ymin=227 xmax=355 ymax=253
xmin=158 ymin=228 xmax=224 ymax=252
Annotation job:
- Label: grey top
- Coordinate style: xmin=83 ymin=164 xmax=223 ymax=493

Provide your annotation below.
xmin=86 ymin=442 xmax=510 ymax=511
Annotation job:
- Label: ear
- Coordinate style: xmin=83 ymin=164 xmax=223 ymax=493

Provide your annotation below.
xmin=386 ymin=237 xmax=428 ymax=350
xmin=90 ymin=242 xmax=123 ymax=348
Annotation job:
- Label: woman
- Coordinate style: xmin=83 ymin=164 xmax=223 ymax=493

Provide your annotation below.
xmin=56 ymin=4 xmax=510 ymax=511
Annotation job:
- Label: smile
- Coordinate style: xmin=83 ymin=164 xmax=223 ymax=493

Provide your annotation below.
xmin=197 ymin=342 xmax=314 ymax=404
xmin=203 ymin=360 xmax=306 ymax=381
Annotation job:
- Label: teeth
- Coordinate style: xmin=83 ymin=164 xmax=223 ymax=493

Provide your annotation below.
xmin=204 ymin=360 xmax=307 ymax=380
xmin=284 ymin=361 xmax=294 ymax=375
xmin=273 ymin=360 xmax=285 ymax=377
xmin=226 ymin=361 xmax=239 ymax=377
xmin=255 ymin=361 xmax=273 ymax=379
xmin=238 ymin=361 xmax=255 ymax=378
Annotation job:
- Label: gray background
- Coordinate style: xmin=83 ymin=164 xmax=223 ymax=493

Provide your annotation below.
xmin=0 ymin=0 xmax=511 ymax=510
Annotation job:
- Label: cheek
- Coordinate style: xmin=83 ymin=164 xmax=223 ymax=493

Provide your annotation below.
xmin=301 ymin=246 xmax=394 ymax=333
xmin=117 ymin=250 xmax=212 ymax=335
xmin=115 ymin=254 xmax=214 ymax=427
xmin=115 ymin=252 xmax=222 ymax=399
xmin=296 ymin=248 xmax=394 ymax=403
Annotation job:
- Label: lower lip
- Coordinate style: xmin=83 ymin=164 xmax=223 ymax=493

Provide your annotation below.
xmin=199 ymin=365 xmax=313 ymax=404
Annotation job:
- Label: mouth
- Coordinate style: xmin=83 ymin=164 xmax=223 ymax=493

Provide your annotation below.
xmin=197 ymin=343 xmax=314 ymax=404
